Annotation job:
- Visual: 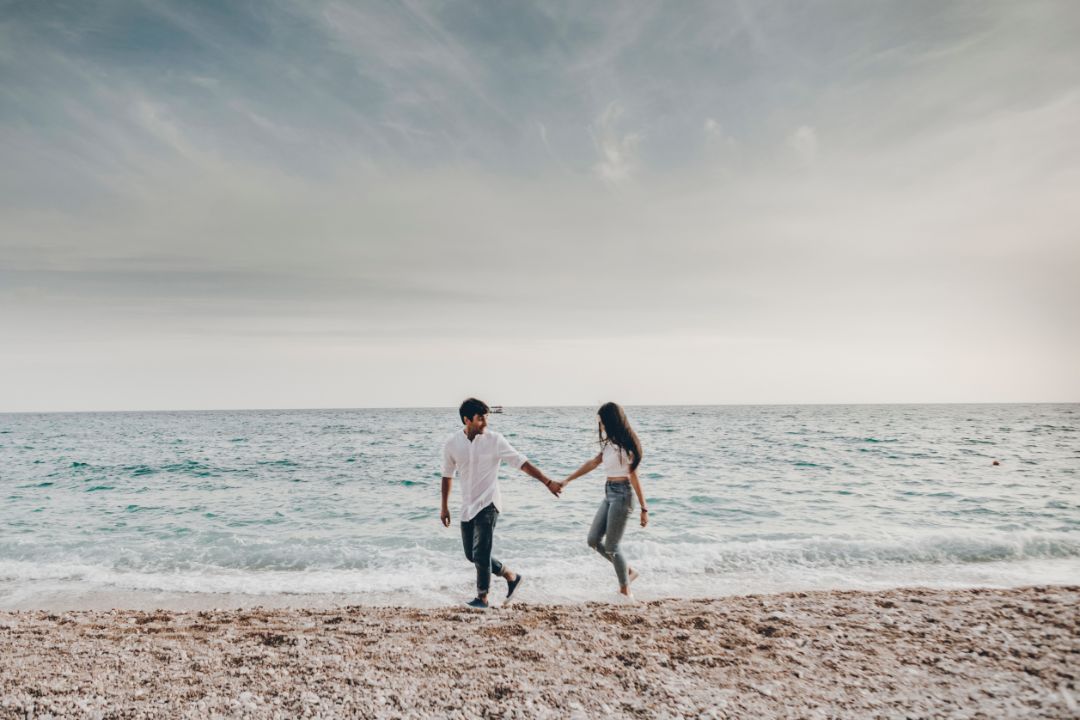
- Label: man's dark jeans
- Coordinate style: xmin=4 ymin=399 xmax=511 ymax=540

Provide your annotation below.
xmin=460 ymin=503 xmax=503 ymax=595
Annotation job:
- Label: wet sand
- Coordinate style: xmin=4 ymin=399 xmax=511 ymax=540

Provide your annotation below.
xmin=2 ymin=585 xmax=1077 ymax=719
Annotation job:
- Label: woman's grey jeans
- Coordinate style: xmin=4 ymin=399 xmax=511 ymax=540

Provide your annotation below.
xmin=587 ymin=481 xmax=634 ymax=587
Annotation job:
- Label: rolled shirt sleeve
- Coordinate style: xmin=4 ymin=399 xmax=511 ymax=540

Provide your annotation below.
xmin=495 ymin=433 xmax=528 ymax=470
xmin=441 ymin=441 xmax=457 ymax=477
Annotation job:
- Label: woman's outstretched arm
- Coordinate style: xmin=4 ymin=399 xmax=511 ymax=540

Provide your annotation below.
xmin=629 ymin=469 xmax=648 ymax=527
xmin=560 ymin=453 xmax=602 ymax=488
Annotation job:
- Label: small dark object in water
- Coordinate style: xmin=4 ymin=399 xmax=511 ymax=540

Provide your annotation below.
xmin=992 ymin=460 xmax=1000 ymax=466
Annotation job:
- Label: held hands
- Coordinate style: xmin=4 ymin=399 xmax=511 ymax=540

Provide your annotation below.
xmin=550 ymin=476 xmax=576 ymax=495
xmin=544 ymin=477 xmax=562 ymax=497
xmin=549 ymin=476 xmax=574 ymax=495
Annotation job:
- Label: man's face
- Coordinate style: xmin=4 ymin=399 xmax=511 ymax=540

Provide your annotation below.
xmin=464 ymin=413 xmax=488 ymax=435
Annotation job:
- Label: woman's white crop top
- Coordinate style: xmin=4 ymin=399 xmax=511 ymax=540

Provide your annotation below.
xmin=602 ymin=443 xmax=632 ymax=477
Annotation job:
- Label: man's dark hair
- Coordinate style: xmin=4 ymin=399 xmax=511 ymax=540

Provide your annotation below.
xmin=459 ymin=397 xmax=489 ymax=424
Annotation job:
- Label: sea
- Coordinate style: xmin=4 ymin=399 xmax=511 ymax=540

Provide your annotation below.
xmin=1 ymin=404 xmax=1077 ymax=610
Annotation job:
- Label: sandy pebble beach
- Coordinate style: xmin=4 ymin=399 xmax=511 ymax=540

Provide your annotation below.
xmin=2 ymin=585 xmax=1077 ymax=719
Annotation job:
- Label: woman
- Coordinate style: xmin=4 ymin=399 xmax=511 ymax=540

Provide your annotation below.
xmin=558 ymin=402 xmax=648 ymax=597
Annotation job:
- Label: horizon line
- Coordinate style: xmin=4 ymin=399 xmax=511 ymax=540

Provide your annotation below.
xmin=2 ymin=400 xmax=1078 ymax=415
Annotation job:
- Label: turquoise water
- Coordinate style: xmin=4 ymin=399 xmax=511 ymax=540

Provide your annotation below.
xmin=1 ymin=404 xmax=1077 ymax=608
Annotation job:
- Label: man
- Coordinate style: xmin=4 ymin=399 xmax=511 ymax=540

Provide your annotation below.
xmin=440 ymin=397 xmax=560 ymax=609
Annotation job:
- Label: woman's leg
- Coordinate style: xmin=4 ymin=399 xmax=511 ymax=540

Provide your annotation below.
xmin=587 ymin=496 xmax=610 ymax=560
xmin=602 ymin=489 xmax=633 ymax=589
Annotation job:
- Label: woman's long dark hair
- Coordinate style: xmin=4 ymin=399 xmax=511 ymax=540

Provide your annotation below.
xmin=598 ymin=402 xmax=642 ymax=472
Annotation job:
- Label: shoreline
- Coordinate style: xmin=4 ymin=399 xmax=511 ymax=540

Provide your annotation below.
xmin=3 ymin=585 xmax=1077 ymax=718
xmin=3 ymin=575 xmax=1080 ymax=613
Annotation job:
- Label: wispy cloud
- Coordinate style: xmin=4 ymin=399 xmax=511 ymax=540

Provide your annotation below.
xmin=703 ymin=117 xmax=739 ymax=169
xmin=787 ymin=125 xmax=819 ymax=164
xmin=591 ymin=102 xmax=641 ymax=185
xmin=1 ymin=1 xmax=1078 ymax=409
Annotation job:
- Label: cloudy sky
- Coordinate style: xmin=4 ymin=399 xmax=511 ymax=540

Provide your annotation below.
xmin=1 ymin=1 xmax=1078 ymax=411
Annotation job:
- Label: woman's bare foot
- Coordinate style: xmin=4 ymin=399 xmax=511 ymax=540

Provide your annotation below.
xmin=628 ymin=568 xmax=640 ymax=585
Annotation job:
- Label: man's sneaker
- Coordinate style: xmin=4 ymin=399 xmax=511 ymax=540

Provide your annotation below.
xmin=465 ymin=597 xmax=489 ymax=610
xmin=506 ymin=575 xmax=524 ymax=601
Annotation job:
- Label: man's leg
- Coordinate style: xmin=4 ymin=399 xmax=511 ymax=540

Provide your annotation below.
xmin=471 ymin=504 xmax=501 ymax=599
xmin=460 ymin=516 xmax=476 ymax=565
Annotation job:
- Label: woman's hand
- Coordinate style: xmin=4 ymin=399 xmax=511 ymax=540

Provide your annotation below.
xmin=640 ymin=509 xmax=648 ymax=528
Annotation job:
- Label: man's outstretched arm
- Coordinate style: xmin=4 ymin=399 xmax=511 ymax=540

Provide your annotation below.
xmin=520 ymin=461 xmax=560 ymax=497
xmin=440 ymin=476 xmax=452 ymax=526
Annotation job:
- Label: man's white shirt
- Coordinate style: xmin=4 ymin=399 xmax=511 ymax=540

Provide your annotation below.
xmin=442 ymin=429 xmax=528 ymax=522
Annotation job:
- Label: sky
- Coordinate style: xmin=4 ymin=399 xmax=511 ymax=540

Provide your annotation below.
xmin=1 ymin=0 xmax=1078 ymax=412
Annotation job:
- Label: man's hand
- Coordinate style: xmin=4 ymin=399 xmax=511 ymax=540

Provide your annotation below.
xmin=440 ymin=477 xmax=452 ymax=527
xmin=546 ymin=479 xmax=562 ymax=497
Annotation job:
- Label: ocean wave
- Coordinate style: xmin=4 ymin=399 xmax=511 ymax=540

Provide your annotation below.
xmin=654 ymin=533 xmax=1080 ymax=575
xmin=0 ymin=532 xmax=1076 ymax=599
xmin=0 ymin=555 xmax=461 ymax=596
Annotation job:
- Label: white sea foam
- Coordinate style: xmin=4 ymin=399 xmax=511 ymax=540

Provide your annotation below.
xmin=1 ymin=530 xmax=1076 ymax=609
